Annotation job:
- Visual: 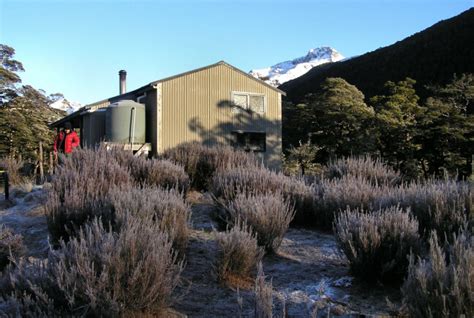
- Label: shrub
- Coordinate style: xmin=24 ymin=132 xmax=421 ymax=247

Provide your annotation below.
xmin=215 ymin=220 xmax=263 ymax=285
xmin=211 ymin=166 xmax=316 ymax=225
xmin=0 ymin=225 xmax=25 ymax=270
xmin=376 ymin=178 xmax=472 ymax=239
xmin=402 ymin=229 xmax=473 ymax=317
xmin=108 ymin=186 xmax=191 ymax=254
xmin=0 ymin=155 xmax=25 ymax=185
xmin=334 ymin=206 xmax=421 ymax=283
xmin=315 ymin=175 xmax=386 ymax=229
xmin=130 ymin=157 xmax=190 ymax=193
xmin=324 ymin=156 xmax=401 ymax=186
xmin=162 ymin=142 xmax=259 ymax=191
xmin=46 ymin=147 xmax=133 ymax=243
xmin=1 ymin=218 xmax=183 ymax=316
xmin=227 ymin=193 xmax=295 ymax=253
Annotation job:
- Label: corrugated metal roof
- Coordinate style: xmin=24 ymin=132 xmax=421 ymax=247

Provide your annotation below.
xmin=50 ymin=61 xmax=285 ymax=128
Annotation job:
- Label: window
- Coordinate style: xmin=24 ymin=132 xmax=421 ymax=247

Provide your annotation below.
xmin=232 ymin=131 xmax=266 ymax=152
xmin=232 ymin=92 xmax=265 ymax=114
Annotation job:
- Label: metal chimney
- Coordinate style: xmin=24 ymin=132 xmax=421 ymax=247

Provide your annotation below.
xmin=119 ymin=70 xmax=127 ymax=94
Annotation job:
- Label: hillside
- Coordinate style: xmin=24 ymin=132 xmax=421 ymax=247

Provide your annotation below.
xmin=280 ymin=8 xmax=474 ymax=102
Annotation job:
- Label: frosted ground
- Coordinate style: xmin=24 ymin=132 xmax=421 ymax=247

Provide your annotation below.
xmin=1 ymin=187 xmax=400 ymax=317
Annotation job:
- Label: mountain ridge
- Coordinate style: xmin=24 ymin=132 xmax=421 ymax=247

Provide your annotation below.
xmin=280 ymin=8 xmax=474 ymax=102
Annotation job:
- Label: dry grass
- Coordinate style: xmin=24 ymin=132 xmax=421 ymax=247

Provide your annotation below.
xmin=254 ymin=263 xmax=273 ymax=318
xmin=227 ymin=193 xmax=295 ymax=253
xmin=0 ymin=225 xmax=25 ymax=270
xmin=215 ymin=220 xmax=263 ymax=287
xmin=402 ymin=229 xmax=473 ymax=317
xmin=334 ymin=206 xmax=421 ymax=283
xmin=108 ymin=186 xmax=191 ymax=254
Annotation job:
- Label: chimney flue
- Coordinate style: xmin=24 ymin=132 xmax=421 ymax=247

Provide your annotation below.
xmin=119 ymin=70 xmax=127 ymax=94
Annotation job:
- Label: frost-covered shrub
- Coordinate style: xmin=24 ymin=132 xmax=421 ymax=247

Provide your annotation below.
xmin=162 ymin=142 xmax=259 ymax=191
xmin=130 ymin=157 xmax=190 ymax=193
xmin=0 ymin=155 xmax=25 ymax=185
xmin=402 ymin=229 xmax=473 ymax=318
xmin=324 ymin=156 xmax=401 ymax=186
xmin=227 ymin=193 xmax=295 ymax=253
xmin=316 ymin=175 xmax=387 ymax=229
xmin=1 ymin=218 xmax=183 ymax=316
xmin=46 ymin=147 xmax=133 ymax=243
xmin=376 ymin=178 xmax=472 ymax=239
xmin=215 ymin=221 xmax=263 ymax=285
xmin=211 ymin=166 xmax=316 ymax=224
xmin=334 ymin=206 xmax=421 ymax=283
xmin=0 ymin=225 xmax=25 ymax=270
xmin=108 ymin=186 xmax=191 ymax=253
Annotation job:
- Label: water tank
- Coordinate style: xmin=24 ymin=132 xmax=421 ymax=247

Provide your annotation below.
xmin=106 ymin=100 xmax=146 ymax=144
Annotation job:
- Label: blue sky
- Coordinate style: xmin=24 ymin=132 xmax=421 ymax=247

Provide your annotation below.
xmin=1 ymin=0 xmax=473 ymax=105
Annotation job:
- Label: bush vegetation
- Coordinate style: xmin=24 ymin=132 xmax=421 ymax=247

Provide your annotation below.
xmin=211 ymin=166 xmax=316 ymax=224
xmin=377 ymin=178 xmax=472 ymax=239
xmin=226 ymin=193 xmax=295 ymax=253
xmin=162 ymin=142 xmax=259 ymax=191
xmin=108 ymin=186 xmax=191 ymax=254
xmin=323 ymin=156 xmax=401 ymax=186
xmin=45 ymin=147 xmax=132 ymax=243
xmin=129 ymin=157 xmax=190 ymax=193
xmin=0 ymin=218 xmax=183 ymax=316
xmin=215 ymin=221 xmax=263 ymax=286
xmin=334 ymin=206 xmax=421 ymax=283
xmin=0 ymin=225 xmax=25 ymax=270
xmin=402 ymin=229 xmax=473 ymax=317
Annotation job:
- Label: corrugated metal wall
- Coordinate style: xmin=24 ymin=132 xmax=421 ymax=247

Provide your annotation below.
xmin=160 ymin=64 xmax=282 ymax=169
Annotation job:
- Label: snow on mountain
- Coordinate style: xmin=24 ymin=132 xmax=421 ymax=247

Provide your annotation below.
xmin=250 ymin=47 xmax=344 ymax=87
xmin=49 ymin=98 xmax=82 ymax=114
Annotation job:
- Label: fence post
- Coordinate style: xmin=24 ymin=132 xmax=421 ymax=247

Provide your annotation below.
xmin=4 ymin=172 xmax=9 ymax=201
xmin=39 ymin=141 xmax=44 ymax=183
xmin=49 ymin=151 xmax=54 ymax=175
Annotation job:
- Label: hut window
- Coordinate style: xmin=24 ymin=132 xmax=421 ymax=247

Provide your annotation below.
xmin=232 ymin=131 xmax=266 ymax=152
xmin=231 ymin=92 xmax=266 ymax=114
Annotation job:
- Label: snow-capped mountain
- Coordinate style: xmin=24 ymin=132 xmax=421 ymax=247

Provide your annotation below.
xmin=250 ymin=47 xmax=344 ymax=87
xmin=49 ymin=98 xmax=82 ymax=114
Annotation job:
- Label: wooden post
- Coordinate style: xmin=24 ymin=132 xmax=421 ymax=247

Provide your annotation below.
xmin=49 ymin=151 xmax=54 ymax=175
xmin=39 ymin=142 xmax=44 ymax=183
xmin=4 ymin=172 xmax=9 ymax=201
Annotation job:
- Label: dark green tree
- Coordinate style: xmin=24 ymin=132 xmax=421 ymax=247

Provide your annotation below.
xmin=0 ymin=44 xmax=24 ymax=105
xmin=299 ymin=78 xmax=375 ymax=161
xmin=0 ymin=44 xmax=64 ymax=159
xmin=371 ymin=78 xmax=424 ymax=178
xmin=418 ymin=74 xmax=474 ymax=178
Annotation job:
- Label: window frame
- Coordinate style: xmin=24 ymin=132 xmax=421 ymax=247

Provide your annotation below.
xmin=231 ymin=91 xmax=266 ymax=114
